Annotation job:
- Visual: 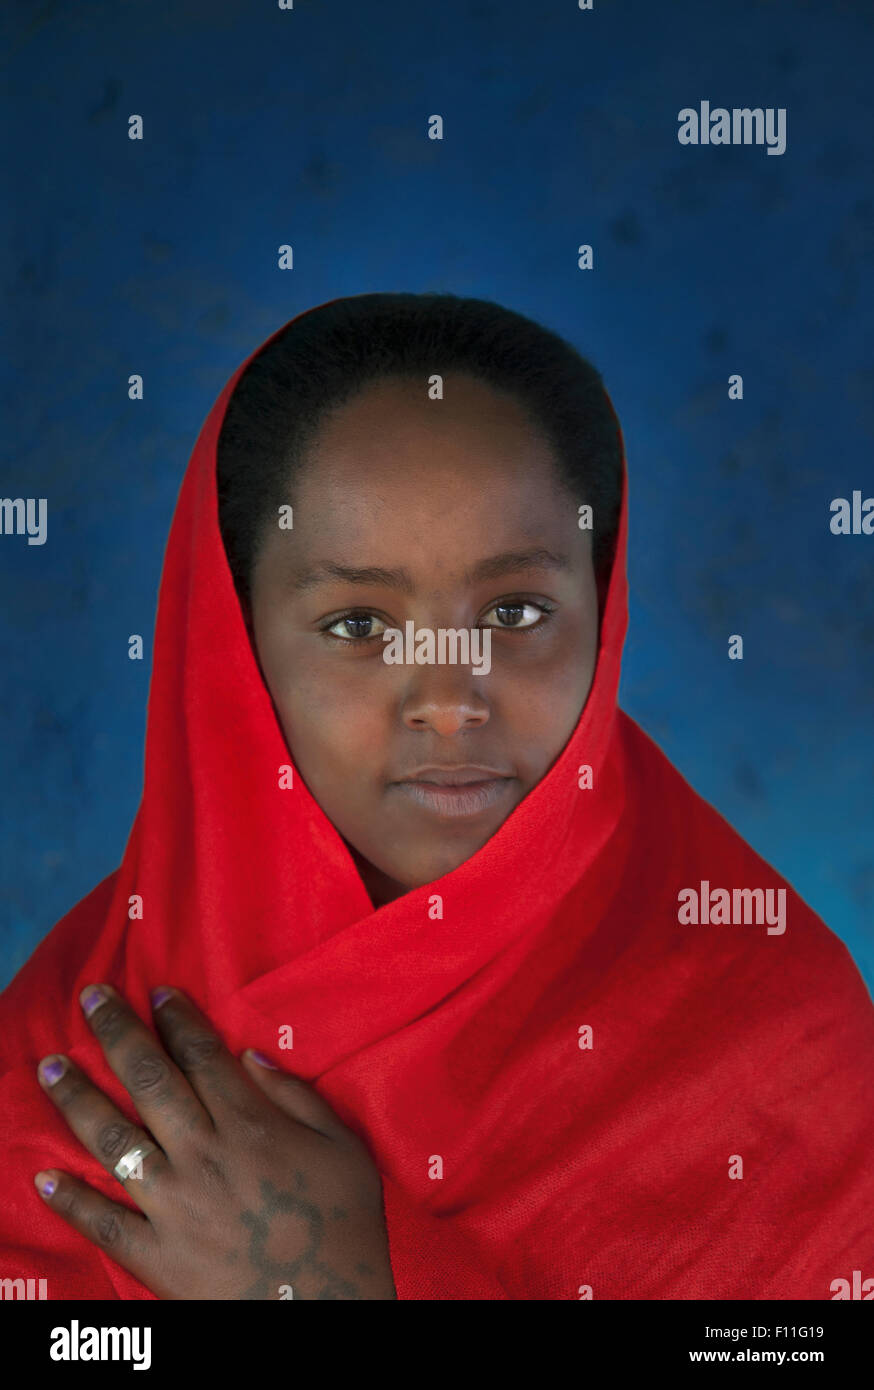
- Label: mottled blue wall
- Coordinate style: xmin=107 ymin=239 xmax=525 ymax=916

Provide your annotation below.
xmin=1 ymin=0 xmax=872 ymax=994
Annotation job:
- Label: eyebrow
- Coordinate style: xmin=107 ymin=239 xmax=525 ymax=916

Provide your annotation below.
xmin=286 ymin=547 xmax=573 ymax=595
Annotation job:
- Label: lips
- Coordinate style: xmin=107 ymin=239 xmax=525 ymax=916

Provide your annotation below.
xmin=396 ymin=766 xmax=512 ymax=787
xmin=390 ymin=767 xmax=515 ymax=819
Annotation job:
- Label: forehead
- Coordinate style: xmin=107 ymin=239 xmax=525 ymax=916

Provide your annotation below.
xmin=253 ymin=373 xmax=593 ymax=592
xmin=293 ymin=372 xmax=569 ymax=522
xmin=312 ymin=371 xmax=540 ymax=442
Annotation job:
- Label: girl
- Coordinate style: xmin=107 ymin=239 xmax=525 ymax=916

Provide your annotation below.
xmin=0 ymin=293 xmax=871 ymax=1299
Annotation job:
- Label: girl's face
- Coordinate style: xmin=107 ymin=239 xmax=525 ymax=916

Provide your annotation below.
xmin=248 ymin=374 xmax=601 ymax=907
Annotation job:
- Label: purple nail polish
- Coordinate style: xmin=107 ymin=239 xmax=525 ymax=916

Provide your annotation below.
xmin=36 ymin=1174 xmax=56 ymax=1197
xmin=80 ymin=987 xmax=106 ymax=1017
xmin=39 ymin=1057 xmax=66 ymax=1086
xmin=250 ymin=1050 xmax=278 ymax=1069
xmin=150 ymin=987 xmax=174 ymax=1010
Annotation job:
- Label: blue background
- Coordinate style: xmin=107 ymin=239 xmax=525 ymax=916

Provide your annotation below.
xmin=1 ymin=0 xmax=872 ymax=994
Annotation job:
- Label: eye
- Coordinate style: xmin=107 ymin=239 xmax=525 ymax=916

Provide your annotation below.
xmin=321 ymin=612 xmax=389 ymax=643
xmin=319 ymin=599 xmax=556 ymax=646
xmin=481 ymin=600 xmax=554 ymax=631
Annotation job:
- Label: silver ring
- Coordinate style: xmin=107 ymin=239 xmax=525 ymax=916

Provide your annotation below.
xmin=113 ymin=1142 xmax=159 ymax=1183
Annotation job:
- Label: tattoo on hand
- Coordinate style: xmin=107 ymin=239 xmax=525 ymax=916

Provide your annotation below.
xmin=238 ymin=1177 xmax=361 ymax=1300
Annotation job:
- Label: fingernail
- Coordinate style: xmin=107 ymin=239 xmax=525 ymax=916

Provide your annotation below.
xmin=79 ymin=985 xmax=108 ymax=1017
xmin=38 ymin=1056 xmax=67 ymax=1086
xmin=34 ymin=1172 xmax=56 ymax=1197
xmin=150 ymin=987 xmax=174 ymax=1010
xmin=249 ymin=1049 xmax=278 ymax=1069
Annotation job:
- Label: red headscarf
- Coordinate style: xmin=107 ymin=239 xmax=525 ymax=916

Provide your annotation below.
xmin=1 ymin=303 xmax=872 ymax=1300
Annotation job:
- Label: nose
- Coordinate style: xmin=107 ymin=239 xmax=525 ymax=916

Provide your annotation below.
xmin=399 ymin=662 xmax=491 ymax=736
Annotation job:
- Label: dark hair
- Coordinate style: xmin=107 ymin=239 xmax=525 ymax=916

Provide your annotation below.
xmin=216 ymin=292 xmax=623 ymax=608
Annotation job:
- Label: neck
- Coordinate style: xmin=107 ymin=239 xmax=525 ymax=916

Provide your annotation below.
xmin=347 ymin=844 xmax=410 ymax=910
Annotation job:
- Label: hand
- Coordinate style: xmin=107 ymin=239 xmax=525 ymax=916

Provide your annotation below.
xmin=33 ymin=984 xmax=397 ymax=1299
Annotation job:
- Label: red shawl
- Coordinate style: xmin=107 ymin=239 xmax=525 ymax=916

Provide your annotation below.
xmin=2 ymin=308 xmax=872 ymax=1300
